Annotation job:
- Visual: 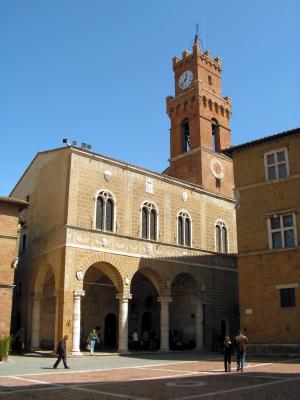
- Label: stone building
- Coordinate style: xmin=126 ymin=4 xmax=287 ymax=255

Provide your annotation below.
xmin=225 ymin=127 xmax=300 ymax=354
xmin=11 ymin=38 xmax=238 ymax=354
xmin=0 ymin=196 xmax=28 ymax=337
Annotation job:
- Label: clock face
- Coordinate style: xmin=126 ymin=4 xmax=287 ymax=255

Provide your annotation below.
xmin=178 ymin=70 xmax=193 ymax=89
xmin=210 ymin=158 xmax=224 ymax=179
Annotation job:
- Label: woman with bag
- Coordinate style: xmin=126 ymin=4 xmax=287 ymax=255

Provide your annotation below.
xmin=87 ymin=329 xmax=98 ymax=356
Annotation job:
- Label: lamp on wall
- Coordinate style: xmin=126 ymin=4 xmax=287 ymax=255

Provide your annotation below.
xmin=124 ymin=275 xmax=130 ymax=286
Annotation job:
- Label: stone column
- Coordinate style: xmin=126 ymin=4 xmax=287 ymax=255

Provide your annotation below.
xmin=116 ymin=294 xmax=132 ymax=354
xmin=194 ymin=300 xmax=204 ymax=350
xmin=71 ymin=289 xmax=85 ymax=356
xmin=31 ymin=294 xmax=42 ymax=350
xmin=53 ymin=291 xmax=59 ymax=351
xmin=158 ymin=297 xmax=172 ymax=352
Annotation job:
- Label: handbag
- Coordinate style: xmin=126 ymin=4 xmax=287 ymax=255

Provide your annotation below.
xmin=86 ymin=343 xmax=90 ymax=350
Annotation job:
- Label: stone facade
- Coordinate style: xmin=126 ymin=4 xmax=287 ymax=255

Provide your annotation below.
xmin=226 ymin=128 xmax=300 ymax=354
xmin=0 ymin=197 xmax=28 ymax=337
xmin=10 ymin=39 xmax=239 ymax=354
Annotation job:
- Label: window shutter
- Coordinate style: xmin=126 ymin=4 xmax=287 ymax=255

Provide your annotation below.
xmin=96 ymin=197 xmax=104 ymax=230
xmin=150 ymin=209 xmax=156 ymax=240
xmin=216 ymin=225 xmax=221 ymax=252
xmin=142 ymin=207 xmax=148 ymax=238
xmin=178 ymin=216 xmax=183 ymax=245
xmin=185 ymin=218 xmax=191 ymax=246
xmin=106 ymin=199 xmax=113 ymax=232
xmin=222 ymin=227 xmax=228 ymax=253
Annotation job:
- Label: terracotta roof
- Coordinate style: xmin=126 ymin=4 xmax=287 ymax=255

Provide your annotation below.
xmin=223 ymin=127 xmax=300 ymax=156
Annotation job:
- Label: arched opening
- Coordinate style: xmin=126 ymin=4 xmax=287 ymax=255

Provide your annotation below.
xmin=141 ymin=202 xmax=158 ymax=241
xmin=211 ymin=118 xmax=220 ymax=152
xmin=221 ymin=319 xmax=227 ymax=341
xmin=182 ymin=118 xmax=190 ymax=152
xmin=128 ymin=270 xmax=160 ymax=351
xmin=215 ymin=220 xmax=228 ymax=253
xmin=40 ymin=269 xmax=55 ymax=350
xmin=82 ymin=264 xmax=119 ymax=352
xmin=95 ymin=190 xmax=115 ymax=232
xmin=169 ymin=273 xmax=198 ymax=350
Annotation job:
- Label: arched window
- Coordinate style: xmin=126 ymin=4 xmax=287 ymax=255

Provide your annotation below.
xmin=141 ymin=202 xmax=157 ymax=240
xmin=212 ymin=119 xmax=219 ymax=152
xmin=95 ymin=191 xmax=115 ymax=232
xmin=215 ymin=221 xmax=228 ymax=253
xmin=177 ymin=211 xmax=192 ymax=246
xmin=182 ymin=119 xmax=190 ymax=152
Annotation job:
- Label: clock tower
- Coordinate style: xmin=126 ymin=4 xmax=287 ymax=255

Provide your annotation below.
xmin=165 ymin=37 xmax=234 ymax=198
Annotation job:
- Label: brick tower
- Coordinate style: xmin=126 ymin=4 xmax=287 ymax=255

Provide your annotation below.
xmin=165 ymin=37 xmax=234 ymax=198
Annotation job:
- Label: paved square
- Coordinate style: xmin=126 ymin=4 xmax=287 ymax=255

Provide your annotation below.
xmin=0 ymin=353 xmax=299 ymax=399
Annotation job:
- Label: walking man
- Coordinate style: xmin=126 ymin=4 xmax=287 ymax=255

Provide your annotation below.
xmin=53 ymin=335 xmax=70 ymax=369
xmin=235 ymin=329 xmax=248 ymax=372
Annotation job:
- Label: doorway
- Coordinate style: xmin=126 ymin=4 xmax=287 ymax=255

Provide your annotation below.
xmin=104 ymin=313 xmax=117 ymax=349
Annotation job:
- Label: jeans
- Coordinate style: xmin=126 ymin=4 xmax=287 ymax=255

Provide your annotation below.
xmin=90 ymin=339 xmax=96 ymax=354
xmin=237 ymin=351 xmax=245 ymax=371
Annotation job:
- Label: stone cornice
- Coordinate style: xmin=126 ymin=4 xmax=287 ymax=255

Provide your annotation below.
xmin=30 ymin=225 xmax=237 ymax=273
xmin=237 ymin=173 xmax=300 ymax=192
xmin=238 ymin=246 xmax=300 ymax=257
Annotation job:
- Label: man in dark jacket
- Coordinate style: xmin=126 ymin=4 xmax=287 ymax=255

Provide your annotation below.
xmin=53 ymin=335 xmax=70 ymax=369
xmin=235 ymin=330 xmax=249 ymax=372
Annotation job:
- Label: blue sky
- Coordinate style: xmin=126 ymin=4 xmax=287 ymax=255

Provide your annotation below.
xmin=1 ymin=0 xmax=299 ymax=195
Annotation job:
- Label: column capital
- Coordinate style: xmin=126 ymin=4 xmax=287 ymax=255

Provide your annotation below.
xmin=73 ymin=289 xmax=85 ymax=298
xmin=116 ymin=293 xmax=132 ymax=301
xmin=157 ymin=296 xmax=172 ymax=304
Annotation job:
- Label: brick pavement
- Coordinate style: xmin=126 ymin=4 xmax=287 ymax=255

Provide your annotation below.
xmin=0 ymin=354 xmax=299 ymax=399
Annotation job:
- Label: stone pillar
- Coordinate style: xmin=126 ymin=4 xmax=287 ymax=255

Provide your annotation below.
xmin=71 ymin=289 xmax=85 ymax=356
xmin=158 ymin=297 xmax=172 ymax=352
xmin=53 ymin=291 xmax=59 ymax=351
xmin=31 ymin=294 xmax=42 ymax=350
xmin=194 ymin=300 xmax=204 ymax=350
xmin=116 ymin=294 xmax=132 ymax=354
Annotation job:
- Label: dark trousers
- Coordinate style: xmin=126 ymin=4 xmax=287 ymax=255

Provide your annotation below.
xmin=224 ymin=352 xmax=232 ymax=371
xmin=53 ymin=354 xmax=68 ymax=368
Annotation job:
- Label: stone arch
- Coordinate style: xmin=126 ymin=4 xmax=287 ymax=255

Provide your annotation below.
xmin=79 ymin=253 xmax=124 ymax=294
xmin=33 ymin=262 xmax=57 ymax=295
xmin=169 ymin=272 xmax=199 ymax=350
xmin=81 ymin=261 xmax=122 ymax=351
xmin=135 ymin=266 xmax=164 ymax=294
xmin=31 ymin=263 xmax=57 ymax=350
xmin=128 ymin=267 xmax=162 ymax=351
